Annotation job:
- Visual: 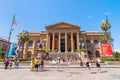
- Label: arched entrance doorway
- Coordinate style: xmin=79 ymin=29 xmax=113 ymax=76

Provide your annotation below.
xmin=95 ymin=51 xmax=100 ymax=57
xmin=87 ymin=51 xmax=92 ymax=60
xmin=61 ymin=39 xmax=65 ymax=52
xmin=27 ymin=51 xmax=32 ymax=58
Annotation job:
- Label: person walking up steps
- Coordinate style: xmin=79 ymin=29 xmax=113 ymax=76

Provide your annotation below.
xmin=85 ymin=58 xmax=91 ymax=73
xmin=95 ymin=57 xmax=101 ymax=72
xmin=34 ymin=57 xmax=39 ymax=72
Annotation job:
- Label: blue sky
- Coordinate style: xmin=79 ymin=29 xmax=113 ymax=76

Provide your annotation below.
xmin=0 ymin=0 xmax=120 ymax=49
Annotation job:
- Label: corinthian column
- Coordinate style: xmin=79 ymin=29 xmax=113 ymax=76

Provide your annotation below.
xmin=46 ymin=33 xmax=49 ymax=52
xmin=58 ymin=32 xmax=61 ymax=52
xmin=33 ymin=39 xmax=36 ymax=57
xmin=52 ymin=33 xmax=55 ymax=52
xmin=23 ymin=41 xmax=28 ymax=58
xmin=71 ymin=32 xmax=73 ymax=52
xmin=65 ymin=32 xmax=67 ymax=52
xmin=77 ymin=32 xmax=80 ymax=50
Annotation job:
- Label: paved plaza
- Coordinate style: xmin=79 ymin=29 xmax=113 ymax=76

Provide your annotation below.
xmin=0 ymin=66 xmax=120 ymax=80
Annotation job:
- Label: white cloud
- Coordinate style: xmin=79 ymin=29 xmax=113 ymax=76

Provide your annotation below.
xmin=87 ymin=16 xmax=92 ymax=19
xmin=104 ymin=12 xmax=110 ymax=15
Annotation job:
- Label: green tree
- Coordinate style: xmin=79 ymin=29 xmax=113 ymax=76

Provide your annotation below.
xmin=0 ymin=50 xmax=6 ymax=58
xmin=18 ymin=30 xmax=30 ymax=58
xmin=113 ymin=52 xmax=120 ymax=58
xmin=100 ymin=18 xmax=115 ymax=59
xmin=100 ymin=20 xmax=111 ymax=32
xmin=100 ymin=19 xmax=111 ymax=43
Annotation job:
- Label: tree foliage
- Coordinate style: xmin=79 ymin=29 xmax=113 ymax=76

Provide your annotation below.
xmin=99 ymin=19 xmax=112 ymax=44
xmin=0 ymin=50 xmax=6 ymax=55
xmin=18 ymin=30 xmax=30 ymax=42
xmin=100 ymin=20 xmax=111 ymax=32
xmin=113 ymin=52 xmax=120 ymax=58
xmin=18 ymin=30 xmax=30 ymax=58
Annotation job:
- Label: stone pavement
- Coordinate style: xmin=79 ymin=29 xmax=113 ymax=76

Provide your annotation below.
xmin=0 ymin=62 xmax=120 ymax=69
xmin=0 ymin=67 xmax=120 ymax=80
xmin=1 ymin=61 xmax=120 ymax=80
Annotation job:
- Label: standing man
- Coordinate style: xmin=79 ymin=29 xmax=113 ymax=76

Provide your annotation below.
xmin=15 ymin=58 xmax=19 ymax=69
xmin=34 ymin=57 xmax=39 ymax=72
xmin=40 ymin=58 xmax=44 ymax=71
xmin=4 ymin=57 xmax=9 ymax=69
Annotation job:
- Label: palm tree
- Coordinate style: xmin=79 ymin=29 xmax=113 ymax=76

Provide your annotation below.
xmin=100 ymin=19 xmax=111 ymax=43
xmin=18 ymin=30 xmax=30 ymax=58
xmin=100 ymin=20 xmax=111 ymax=32
xmin=100 ymin=18 xmax=115 ymax=58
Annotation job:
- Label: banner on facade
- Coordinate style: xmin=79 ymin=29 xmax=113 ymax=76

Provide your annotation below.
xmin=101 ymin=43 xmax=112 ymax=56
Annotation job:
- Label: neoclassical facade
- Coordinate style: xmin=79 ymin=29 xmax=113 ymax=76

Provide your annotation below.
xmin=18 ymin=22 xmax=103 ymax=58
xmin=0 ymin=38 xmax=10 ymax=51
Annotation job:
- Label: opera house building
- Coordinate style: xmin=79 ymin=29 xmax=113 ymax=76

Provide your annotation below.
xmin=18 ymin=22 xmax=103 ymax=59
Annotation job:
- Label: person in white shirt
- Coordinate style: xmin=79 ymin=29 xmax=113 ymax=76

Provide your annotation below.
xmin=95 ymin=58 xmax=101 ymax=72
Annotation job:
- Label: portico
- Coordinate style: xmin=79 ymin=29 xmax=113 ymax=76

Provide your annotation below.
xmin=45 ymin=22 xmax=80 ymax=52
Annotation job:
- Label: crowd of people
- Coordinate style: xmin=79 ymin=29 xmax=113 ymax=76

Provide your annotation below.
xmin=3 ymin=56 xmax=102 ymax=73
xmin=30 ymin=57 xmax=44 ymax=72
xmin=4 ymin=57 xmax=19 ymax=69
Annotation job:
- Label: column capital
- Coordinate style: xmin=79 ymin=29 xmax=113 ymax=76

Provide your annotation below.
xmin=71 ymin=32 xmax=73 ymax=34
xmin=46 ymin=31 xmax=49 ymax=34
xmin=52 ymin=32 xmax=55 ymax=34
xmin=77 ymin=31 xmax=79 ymax=34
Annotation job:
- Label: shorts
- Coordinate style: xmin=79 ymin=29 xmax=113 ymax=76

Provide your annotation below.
xmin=35 ymin=64 xmax=38 ymax=68
xmin=38 ymin=64 xmax=41 ymax=67
xmin=96 ymin=63 xmax=100 ymax=67
xmin=86 ymin=62 xmax=90 ymax=67
xmin=86 ymin=64 xmax=90 ymax=67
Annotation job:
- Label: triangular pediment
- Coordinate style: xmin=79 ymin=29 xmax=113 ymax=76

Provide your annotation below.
xmin=45 ymin=22 xmax=80 ymax=30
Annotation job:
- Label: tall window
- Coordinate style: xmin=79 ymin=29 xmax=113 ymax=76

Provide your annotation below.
xmin=94 ymin=40 xmax=98 ymax=48
xmin=28 ymin=40 xmax=33 ymax=47
xmin=36 ymin=40 xmax=40 ymax=48
xmin=79 ymin=37 xmax=85 ymax=49
xmin=86 ymin=40 xmax=91 ymax=48
xmin=36 ymin=40 xmax=40 ymax=46
xmin=79 ymin=40 xmax=85 ymax=49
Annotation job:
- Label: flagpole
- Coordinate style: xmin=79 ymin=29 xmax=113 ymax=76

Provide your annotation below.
xmin=8 ymin=24 xmax=13 ymax=42
xmin=6 ymin=14 xmax=17 ymax=58
xmin=6 ymin=23 xmax=13 ymax=58
xmin=8 ymin=14 xmax=16 ymax=42
xmin=7 ymin=16 xmax=14 ymax=57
